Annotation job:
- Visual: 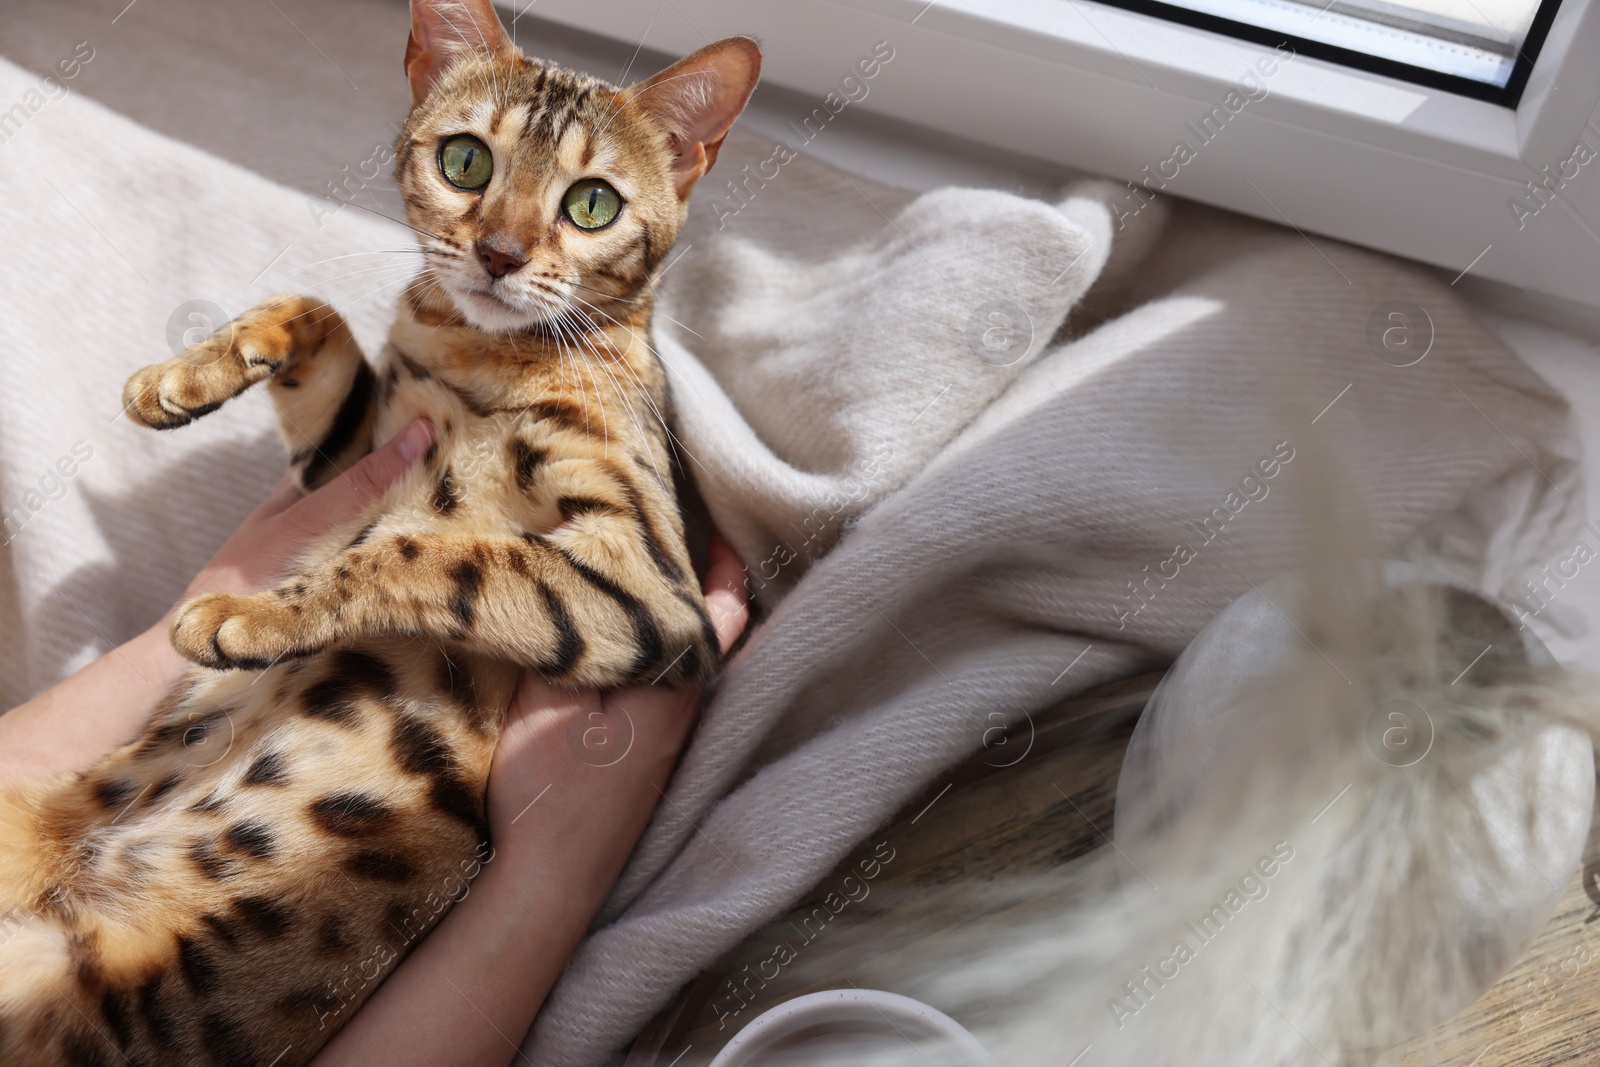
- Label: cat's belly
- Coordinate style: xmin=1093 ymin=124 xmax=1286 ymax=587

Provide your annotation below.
xmin=0 ymin=637 xmax=516 ymax=1067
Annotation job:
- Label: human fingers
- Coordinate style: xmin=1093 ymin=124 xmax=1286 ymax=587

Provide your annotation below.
xmin=703 ymin=529 xmax=750 ymax=656
xmin=246 ymin=472 xmax=305 ymax=523
xmin=278 ymin=418 xmax=434 ymax=538
xmin=178 ymin=419 xmax=434 ymax=602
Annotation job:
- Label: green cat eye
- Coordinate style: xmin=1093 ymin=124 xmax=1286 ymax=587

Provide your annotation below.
xmin=562 ymin=179 xmax=622 ymax=230
xmin=439 ymin=135 xmax=493 ymax=190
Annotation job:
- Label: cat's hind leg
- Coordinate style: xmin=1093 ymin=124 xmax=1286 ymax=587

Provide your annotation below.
xmin=122 ymin=294 xmax=377 ymax=489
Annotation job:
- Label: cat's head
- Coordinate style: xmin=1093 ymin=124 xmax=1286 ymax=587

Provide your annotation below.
xmin=396 ymin=0 xmax=759 ymax=333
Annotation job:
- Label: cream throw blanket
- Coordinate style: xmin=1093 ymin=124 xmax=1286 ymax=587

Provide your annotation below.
xmin=0 ymin=58 xmax=1580 ymax=1066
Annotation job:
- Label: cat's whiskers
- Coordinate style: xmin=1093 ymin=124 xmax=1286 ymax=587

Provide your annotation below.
xmin=524 ymin=293 xmax=577 ymax=382
xmin=557 ymin=297 xmax=674 ymax=481
xmin=574 ymin=334 xmax=609 ymax=453
xmin=290 ymin=260 xmax=424 ymax=294
xmin=546 ymin=320 xmax=586 ymax=434
xmin=276 ymin=249 xmax=428 ymax=272
xmin=412 ymin=270 xmax=461 ymax=313
xmin=409 ymin=273 xmax=446 ymax=306
xmin=521 ymin=277 xmax=570 ymax=307
xmin=247 ymin=251 xmax=425 ymax=303
xmin=327 ymin=275 xmax=430 ymax=322
xmin=279 ymin=238 xmax=418 ymax=251
xmin=329 ymin=268 xmax=443 ymax=320
xmin=409 ymin=274 xmax=468 ymax=328
xmin=291 ymin=188 xmax=452 ymax=245
xmin=546 ymin=307 xmax=604 ymax=444
xmin=540 ymin=312 xmax=581 ymax=420
xmin=561 ymin=309 xmax=626 ymax=458
xmin=574 ymin=342 xmax=670 ymax=487
xmin=564 ymin=293 xmax=725 ymax=493
xmin=565 ymin=277 xmax=641 ymax=307
xmin=287 ymin=264 xmax=429 ymax=329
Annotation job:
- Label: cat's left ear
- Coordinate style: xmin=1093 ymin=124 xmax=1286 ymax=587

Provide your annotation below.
xmin=622 ymin=36 xmax=761 ymax=197
xmin=406 ymin=0 xmax=515 ymax=106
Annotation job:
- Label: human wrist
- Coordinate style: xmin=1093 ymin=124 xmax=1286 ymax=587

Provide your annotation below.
xmin=136 ymin=609 xmax=192 ymax=683
xmin=486 ymin=768 xmax=664 ymax=924
xmin=181 ymin=560 xmax=253 ymax=601
xmin=465 ymin=823 xmax=607 ymax=952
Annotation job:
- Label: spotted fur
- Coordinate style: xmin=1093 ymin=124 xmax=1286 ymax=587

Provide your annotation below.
xmin=0 ymin=4 xmax=759 ymax=1063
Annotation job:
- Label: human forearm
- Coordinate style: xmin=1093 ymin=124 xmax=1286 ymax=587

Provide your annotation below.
xmin=0 ymin=616 xmax=188 ymax=788
xmin=309 ymin=801 xmax=632 ymax=1067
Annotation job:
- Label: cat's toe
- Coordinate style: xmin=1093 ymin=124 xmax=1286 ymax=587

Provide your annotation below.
xmin=122 ymin=360 xmax=236 ymax=430
xmin=170 ymin=593 xmax=309 ymax=670
xmin=121 ymin=364 xmax=196 ymax=430
xmin=170 ymin=594 xmax=237 ymax=667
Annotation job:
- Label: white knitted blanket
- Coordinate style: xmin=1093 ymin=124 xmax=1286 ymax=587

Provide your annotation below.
xmin=0 ymin=55 xmax=1583 ymax=1066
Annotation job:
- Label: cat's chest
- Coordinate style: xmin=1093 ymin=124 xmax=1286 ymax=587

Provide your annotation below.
xmin=374 ymin=345 xmax=484 ymax=437
xmin=371 ymin=345 xmax=564 ymax=530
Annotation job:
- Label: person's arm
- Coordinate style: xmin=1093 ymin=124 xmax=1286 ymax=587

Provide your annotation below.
xmin=310 ymin=534 xmax=749 ymax=1067
xmin=0 ymin=418 xmax=435 ymax=788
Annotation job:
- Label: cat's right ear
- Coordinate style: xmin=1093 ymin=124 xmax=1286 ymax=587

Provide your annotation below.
xmin=405 ymin=0 xmax=514 ymax=105
xmin=620 ymin=36 xmax=762 ymax=198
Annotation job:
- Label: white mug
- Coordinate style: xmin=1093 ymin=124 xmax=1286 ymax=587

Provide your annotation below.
xmin=708 ymin=988 xmax=993 ymax=1067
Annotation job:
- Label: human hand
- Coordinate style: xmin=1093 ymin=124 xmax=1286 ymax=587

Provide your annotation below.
xmin=178 ymin=418 xmax=435 ymax=604
xmin=484 ymin=531 xmax=751 ymax=913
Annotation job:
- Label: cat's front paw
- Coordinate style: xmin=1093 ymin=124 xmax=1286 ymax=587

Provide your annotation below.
xmin=121 ymin=360 xmax=227 ymax=430
xmin=121 ymin=298 xmax=302 ymax=429
xmin=170 ymin=591 xmax=319 ymax=670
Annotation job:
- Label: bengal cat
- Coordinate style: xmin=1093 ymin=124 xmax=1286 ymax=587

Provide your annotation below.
xmin=0 ymin=2 xmax=759 ymax=1063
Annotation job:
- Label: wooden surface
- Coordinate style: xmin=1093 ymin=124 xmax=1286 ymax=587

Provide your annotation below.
xmin=1381 ymin=802 xmax=1600 ymax=1066
xmin=623 ymin=671 xmax=1600 ymax=1066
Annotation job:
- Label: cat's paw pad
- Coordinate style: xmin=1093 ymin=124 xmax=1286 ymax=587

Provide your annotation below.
xmin=170 ymin=592 xmax=312 ymax=670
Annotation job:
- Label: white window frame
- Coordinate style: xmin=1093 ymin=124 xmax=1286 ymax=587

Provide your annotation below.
xmin=507 ymin=0 xmax=1600 ymax=310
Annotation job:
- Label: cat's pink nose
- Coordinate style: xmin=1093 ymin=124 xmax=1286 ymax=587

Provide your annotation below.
xmin=476 ymin=241 xmax=526 ymax=279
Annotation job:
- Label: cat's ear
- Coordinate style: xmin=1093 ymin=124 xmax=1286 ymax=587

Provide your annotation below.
xmin=621 ymin=36 xmax=761 ymax=197
xmin=405 ymin=0 xmax=515 ymax=105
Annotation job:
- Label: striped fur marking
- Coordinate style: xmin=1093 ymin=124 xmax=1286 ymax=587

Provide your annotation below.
xmin=556 ymin=548 xmax=663 ymax=678
xmin=300 ymin=359 xmax=376 ymax=489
